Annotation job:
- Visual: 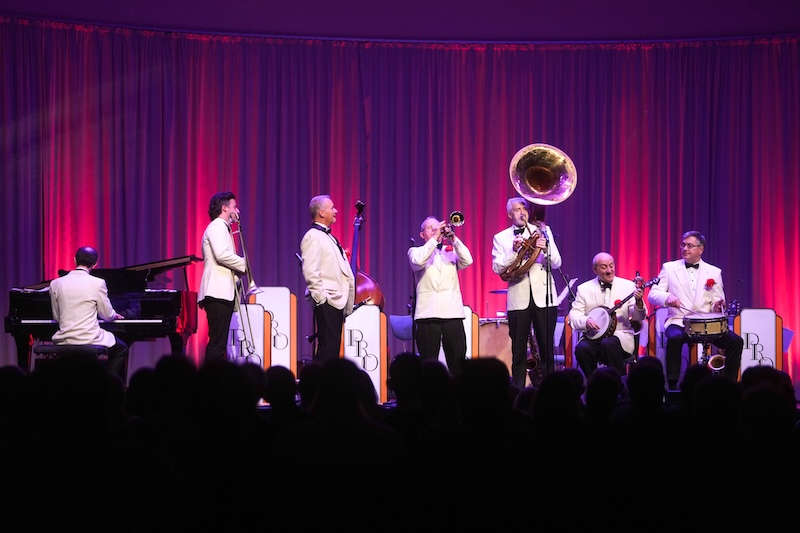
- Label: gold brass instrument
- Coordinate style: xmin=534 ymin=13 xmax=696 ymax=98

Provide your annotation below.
xmin=707 ymin=353 xmax=726 ymax=373
xmin=509 ymin=143 xmax=577 ymax=206
xmin=230 ymin=211 xmax=260 ymax=296
xmin=442 ymin=210 xmax=464 ymax=240
xmin=499 ymin=144 xmax=577 ymax=283
xmin=498 ymin=225 xmax=545 ymax=282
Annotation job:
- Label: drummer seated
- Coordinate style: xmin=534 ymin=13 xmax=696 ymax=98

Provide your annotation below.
xmin=661 ymin=298 xmax=743 ymax=389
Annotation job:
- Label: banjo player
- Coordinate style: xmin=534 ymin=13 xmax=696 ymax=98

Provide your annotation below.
xmin=568 ymin=252 xmax=647 ymax=378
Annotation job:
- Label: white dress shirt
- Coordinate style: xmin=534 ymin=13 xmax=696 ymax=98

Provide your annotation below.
xmin=568 ymin=276 xmax=647 ymax=355
xmin=50 ymin=268 xmax=118 ymax=347
xmin=300 ymin=224 xmax=356 ymax=315
xmin=648 ymin=259 xmax=726 ymax=329
xmin=491 ymin=222 xmax=562 ymax=311
xmin=408 ymin=237 xmax=473 ymax=320
xmin=198 ymin=217 xmax=247 ymax=303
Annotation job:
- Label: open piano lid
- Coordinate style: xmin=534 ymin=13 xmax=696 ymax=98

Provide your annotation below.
xmin=21 ymin=255 xmax=201 ymax=293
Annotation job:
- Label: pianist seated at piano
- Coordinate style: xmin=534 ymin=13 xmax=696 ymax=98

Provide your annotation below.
xmin=48 ymin=246 xmax=129 ymax=381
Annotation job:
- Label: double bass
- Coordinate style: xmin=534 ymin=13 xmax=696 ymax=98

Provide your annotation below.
xmin=350 ymin=201 xmax=385 ymax=310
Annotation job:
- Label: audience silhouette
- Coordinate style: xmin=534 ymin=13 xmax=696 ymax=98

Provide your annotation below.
xmin=3 ymin=349 xmax=797 ymax=531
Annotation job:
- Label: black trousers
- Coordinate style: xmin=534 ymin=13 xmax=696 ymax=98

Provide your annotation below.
xmin=107 ymin=336 xmax=129 ymax=383
xmin=665 ymin=324 xmax=743 ymax=383
xmin=507 ymin=297 xmax=557 ymax=388
xmin=314 ymin=301 xmax=345 ymax=363
xmin=574 ymin=335 xmax=629 ymax=377
xmin=201 ymin=296 xmax=235 ymax=364
xmin=415 ymin=318 xmax=467 ymax=376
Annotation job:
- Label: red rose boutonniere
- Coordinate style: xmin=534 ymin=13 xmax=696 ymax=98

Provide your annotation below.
xmin=705 ymin=279 xmax=715 ymax=290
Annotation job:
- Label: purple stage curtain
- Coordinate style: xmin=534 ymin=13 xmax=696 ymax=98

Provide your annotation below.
xmin=2 ymin=17 xmax=798 ymax=384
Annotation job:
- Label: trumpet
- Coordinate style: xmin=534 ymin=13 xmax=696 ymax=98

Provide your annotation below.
xmin=441 ymin=211 xmax=465 ymax=240
xmin=230 ymin=211 xmax=260 ymax=296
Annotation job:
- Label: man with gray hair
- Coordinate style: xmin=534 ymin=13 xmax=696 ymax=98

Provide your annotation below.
xmin=569 ymin=252 xmax=646 ymax=378
xmin=492 ymin=197 xmax=561 ymax=387
xmin=300 ymin=195 xmax=355 ymax=362
xmin=408 ymin=216 xmax=473 ymax=375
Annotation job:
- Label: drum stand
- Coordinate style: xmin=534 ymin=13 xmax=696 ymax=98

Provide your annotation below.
xmin=697 ymin=341 xmax=712 ymax=367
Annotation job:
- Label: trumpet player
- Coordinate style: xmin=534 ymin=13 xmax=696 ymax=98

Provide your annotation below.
xmin=491 ymin=197 xmax=561 ymax=387
xmin=198 ymin=192 xmax=247 ymax=363
xmin=408 ymin=216 xmax=473 ymax=375
xmin=568 ymin=253 xmax=646 ymax=378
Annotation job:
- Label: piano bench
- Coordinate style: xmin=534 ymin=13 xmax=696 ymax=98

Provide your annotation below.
xmin=32 ymin=344 xmax=109 ymax=367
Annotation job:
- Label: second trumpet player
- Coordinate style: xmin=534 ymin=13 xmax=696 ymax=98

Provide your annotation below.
xmin=408 ymin=214 xmax=473 ymax=376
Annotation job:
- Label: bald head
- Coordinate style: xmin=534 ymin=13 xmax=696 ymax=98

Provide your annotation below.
xmin=592 ymin=252 xmax=615 ymax=283
xmin=592 ymin=252 xmax=614 ymax=268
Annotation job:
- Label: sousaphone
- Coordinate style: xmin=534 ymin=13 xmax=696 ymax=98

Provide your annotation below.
xmin=499 ymin=144 xmax=577 ymax=282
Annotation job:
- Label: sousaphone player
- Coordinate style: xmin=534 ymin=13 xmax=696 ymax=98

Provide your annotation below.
xmin=491 ymin=144 xmax=575 ymax=388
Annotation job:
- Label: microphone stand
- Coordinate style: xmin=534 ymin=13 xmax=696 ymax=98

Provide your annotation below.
xmin=408 ymin=238 xmax=418 ymax=355
xmin=544 ymin=230 xmax=554 ymax=377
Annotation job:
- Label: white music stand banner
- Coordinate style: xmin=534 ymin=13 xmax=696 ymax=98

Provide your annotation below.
xmin=251 ymin=287 xmax=298 ymax=374
xmin=735 ymin=308 xmax=784 ymax=372
xmin=342 ymin=304 xmax=388 ymax=403
xmin=228 ymin=303 xmax=269 ymax=367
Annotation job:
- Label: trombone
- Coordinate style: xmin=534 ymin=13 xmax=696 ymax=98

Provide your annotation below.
xmin=229 ymin=210 xmax=261 ymax=363
xmin=230 ymin=211 xmax=260 ymax=296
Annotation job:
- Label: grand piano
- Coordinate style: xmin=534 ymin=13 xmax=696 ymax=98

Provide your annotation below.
xmin=5 ymin=255 xmax=201 ymax=370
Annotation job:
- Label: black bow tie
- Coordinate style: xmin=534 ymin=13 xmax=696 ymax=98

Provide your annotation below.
xmin=312 ymin=224 xmax=345 ymax=258
xmin=685 ymin=262 xmax=699 ymax=270
xmin=513 ymin=226 xmax=525 ymax=236
xmin=599 ymin=280 xmax=612 ymax=290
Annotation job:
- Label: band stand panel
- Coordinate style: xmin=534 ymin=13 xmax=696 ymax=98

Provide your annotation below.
xmin=341 ymin=304 xmax=388 ymax=403
xmin=734 ymin=309 xmax=784 ymax=372
xmin=471 ymin=311 xmax=479 ymax=358
xmin=228 ymin=303 xmax=270 ymax=368
xmin=250 ymin=287 xmax=298 ymax=375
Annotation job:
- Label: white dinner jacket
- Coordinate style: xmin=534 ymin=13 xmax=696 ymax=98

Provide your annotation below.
xmin=300 ymin=225 xmax=356 ymax=315
xmin=648 ymin=258 xmax=725 ymax=329
xmin=198 ymin=217 xmax=247 ymax=303
xmin=50 ymin=268 xmax=118 ymax=347
xmin=568 ymin=277 xmax=647 ymax=355
xmin=408 ymin=236 xmax=473 ymax=320
xmin=491 ymin=223 xmax=562 ymax=311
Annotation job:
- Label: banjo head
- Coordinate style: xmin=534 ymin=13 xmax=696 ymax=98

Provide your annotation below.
xmin=585 ymin=306 xmax=613 ymax=340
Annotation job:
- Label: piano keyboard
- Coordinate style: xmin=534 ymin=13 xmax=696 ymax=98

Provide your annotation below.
xmin=19 ymin=319 xmax=164 ymax=324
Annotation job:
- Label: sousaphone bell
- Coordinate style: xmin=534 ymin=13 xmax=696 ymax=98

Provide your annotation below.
xmin=499 ymin=143 xmax=577 ymax=282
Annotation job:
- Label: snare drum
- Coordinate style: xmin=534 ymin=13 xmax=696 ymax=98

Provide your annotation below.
xmin=684 ymin=313 xmax=728 ymax=341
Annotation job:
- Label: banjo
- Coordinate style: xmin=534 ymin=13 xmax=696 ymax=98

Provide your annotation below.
xmin=583 ymin=276 xmax=659 ymax=340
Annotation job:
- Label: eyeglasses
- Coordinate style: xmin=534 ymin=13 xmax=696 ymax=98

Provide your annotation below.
xmin=680 ymin=242 xmax=700 ymax=249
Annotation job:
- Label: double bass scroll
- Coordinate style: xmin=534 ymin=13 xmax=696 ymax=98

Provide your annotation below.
xmin=350 ymin=201 xmax=385 ymax=310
